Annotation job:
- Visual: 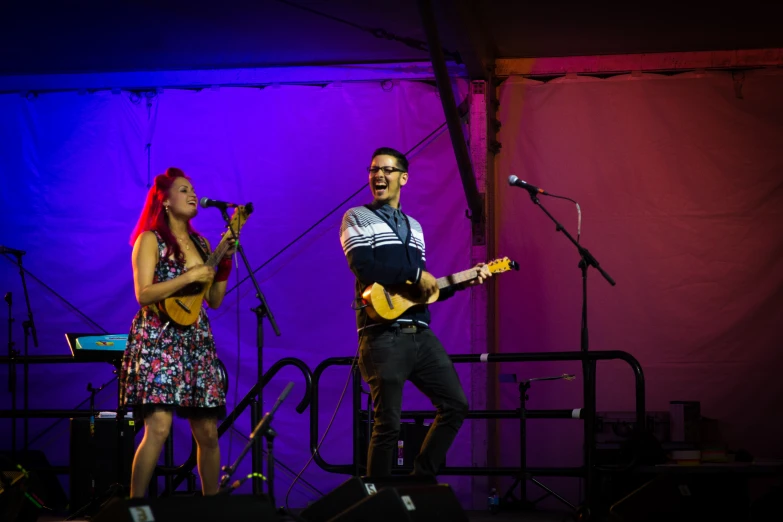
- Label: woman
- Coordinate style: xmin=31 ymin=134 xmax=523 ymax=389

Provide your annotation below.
xmin=120 ymin=167 xmax=234 ymax=497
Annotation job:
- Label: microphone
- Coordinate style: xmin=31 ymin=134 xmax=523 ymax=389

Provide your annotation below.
xmin=199 ymin=197 xmax=237 ymax=210
xmin=508 ymin=175 xmax=547 ymax=195
xmin=0 ymin=246 xmax=26 ymax=257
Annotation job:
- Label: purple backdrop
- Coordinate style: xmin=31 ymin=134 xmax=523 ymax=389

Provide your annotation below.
xmin=0 ymin=79 xmax=476 ymax=506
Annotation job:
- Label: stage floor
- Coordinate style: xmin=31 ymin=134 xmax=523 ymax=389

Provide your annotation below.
xmin=41 ymin=509 xmax=573 ymax=521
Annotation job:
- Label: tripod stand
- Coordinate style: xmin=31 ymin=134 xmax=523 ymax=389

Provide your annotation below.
xmin=503 ymin=375 xmax=577 ymax=512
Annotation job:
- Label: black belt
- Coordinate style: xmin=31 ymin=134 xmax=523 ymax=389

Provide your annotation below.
xmin=390 ymin=323 xmax=424 ymax=334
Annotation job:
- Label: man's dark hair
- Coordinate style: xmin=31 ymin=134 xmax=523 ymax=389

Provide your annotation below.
xmin=371 ymin=147 xmax=409 ymax=172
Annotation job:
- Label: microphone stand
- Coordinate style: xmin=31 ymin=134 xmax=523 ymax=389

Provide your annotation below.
xmin=521 ymin=190 xmax=615 ymax=517
xmin=218 ymin=203 xmax=281 ymax=496
xmin=5 ymin=291 xmax=17 ymax=457
xmin=8 ymin=250 xmax=38 ymax=455
xmin=218 ymin=381 xmax=294 ymax=507
xmin=4 ymin=247 xmax=37 ymax=457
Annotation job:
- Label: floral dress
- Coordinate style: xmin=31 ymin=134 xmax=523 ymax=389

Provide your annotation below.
xmin=120 ymin=231 xmax=226 ymax=420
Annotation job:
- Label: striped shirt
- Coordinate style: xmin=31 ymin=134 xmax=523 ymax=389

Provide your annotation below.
xmin=340 ymin=203 xmax=455 ymax=331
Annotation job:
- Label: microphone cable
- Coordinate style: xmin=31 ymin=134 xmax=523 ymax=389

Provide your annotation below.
xmin=282 ymin=307 xmax=368 ymax=512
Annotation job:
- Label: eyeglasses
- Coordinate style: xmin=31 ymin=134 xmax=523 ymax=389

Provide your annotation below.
xmin=368 ymin=166 xmax=404 ymax=175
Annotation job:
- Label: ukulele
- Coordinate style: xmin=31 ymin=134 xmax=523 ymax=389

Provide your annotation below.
xmin=158 ymin=204 xmax=252 ymax=326
xmin=361 ymin=257 xmax=519 ymax=322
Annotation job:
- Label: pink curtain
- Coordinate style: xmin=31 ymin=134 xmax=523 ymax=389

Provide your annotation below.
xmin=494 ymin=69 xmax=783 ymax=502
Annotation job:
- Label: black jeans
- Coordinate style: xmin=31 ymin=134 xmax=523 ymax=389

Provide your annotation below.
xmin=358 ymin=326 xmax=468 ymax=477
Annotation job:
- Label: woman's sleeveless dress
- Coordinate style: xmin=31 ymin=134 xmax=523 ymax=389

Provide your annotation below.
xmin=120 ymin=231 xmax=226 ymax=420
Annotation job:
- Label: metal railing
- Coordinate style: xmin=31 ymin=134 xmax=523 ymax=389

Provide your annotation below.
xmin=0 ymin=354 xmax=313 ymax=499
xmin=309 ymin=350 xmax=646 ymax=511
xmin=1 ymin=349 xmax=646 ymax=512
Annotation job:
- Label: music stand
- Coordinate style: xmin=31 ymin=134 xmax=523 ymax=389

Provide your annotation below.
xmin=66 ymin=333 xmax=128 ymax=364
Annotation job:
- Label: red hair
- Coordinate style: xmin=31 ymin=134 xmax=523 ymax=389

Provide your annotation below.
xmin=129 ymin=167 xmax=197 ymax=261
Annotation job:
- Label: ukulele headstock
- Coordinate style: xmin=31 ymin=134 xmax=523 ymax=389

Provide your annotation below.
xmin=487 ymin=257 xmax=520 ymax=274
xmin=219 ymin=203 xmax=253 ymax=244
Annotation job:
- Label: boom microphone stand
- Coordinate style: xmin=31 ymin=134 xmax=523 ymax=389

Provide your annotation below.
xmin=511 ymin=178 xmax=615 ymax=518
xmin=219 ymin=381 xmax=294 ymax=507
xmin=217 ymin=202 xmax=281 ymax=496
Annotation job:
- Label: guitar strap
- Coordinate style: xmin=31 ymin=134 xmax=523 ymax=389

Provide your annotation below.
xmin=190 ymin=233 xmax=210 ymax=263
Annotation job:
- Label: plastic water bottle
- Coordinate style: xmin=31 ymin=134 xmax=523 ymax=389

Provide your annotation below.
xmin=488 ymin=487 xmax=500 ymax=513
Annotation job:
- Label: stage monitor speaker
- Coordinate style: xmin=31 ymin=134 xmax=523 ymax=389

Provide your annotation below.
xmin=69 ymin=417 xmax=135 ymax=510
xmin=300 ymin=475 xmax=437 ymax=522
xmin=92 ymin=494 xmax=280 ymax=522
xmin=330 ymin=483 xmax=468 ymax=522
xmin=609 ymin=472 xmax=750 ymax=522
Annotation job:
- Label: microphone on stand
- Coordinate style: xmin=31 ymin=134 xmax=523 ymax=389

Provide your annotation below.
xmin=199 ymin=197 xmax=238 ymax=210
xmin=508 ymin=175 xmax=548 ymax=196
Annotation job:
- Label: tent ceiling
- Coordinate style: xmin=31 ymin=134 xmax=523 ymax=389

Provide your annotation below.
xmin=2 ymin=1 xmax=782 ymax=76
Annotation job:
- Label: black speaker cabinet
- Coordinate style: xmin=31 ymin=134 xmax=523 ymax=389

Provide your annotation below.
xmin=92 ymin=494 xmax=280 ymax=522
xmin=300 ymin=475 xmax=437 ymax=522
xmin=330 ymin=483 xmax=468 ymax=522
xmin=69 ymin=417 xmax=136 ymax=510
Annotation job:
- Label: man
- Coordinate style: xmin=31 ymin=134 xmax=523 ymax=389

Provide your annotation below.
xmin=339 ymin=147 xmax=491 ymax=477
